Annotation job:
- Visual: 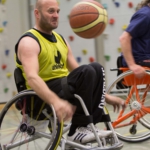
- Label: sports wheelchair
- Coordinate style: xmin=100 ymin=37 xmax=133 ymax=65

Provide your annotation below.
xmin=0 ymin=68 xmax=123 ymax=150
xmin=106 ymin=56 xmax=150 ymax=143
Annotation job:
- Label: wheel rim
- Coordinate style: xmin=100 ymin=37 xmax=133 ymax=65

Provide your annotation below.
xmin=0 ymin=91 xmax=61 ymax=150
xmin=106 ymin=70 xmax=150 ymax=142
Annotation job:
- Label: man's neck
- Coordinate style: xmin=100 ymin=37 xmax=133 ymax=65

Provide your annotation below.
xmin=34 ymin=26 xmax=52 ymax=35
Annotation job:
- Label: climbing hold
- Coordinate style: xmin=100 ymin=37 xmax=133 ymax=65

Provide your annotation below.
xmin=128 ymin=2 xmax=133 ymax=8
xmin=2 ymin=64 xmax=7 ymax=70
xmin=122 ymin=25 xmax=128 ymax=30
xmin=6 ymin=73 xmax=12 ymax=78
xmin=3 ymin=21 xmax=7 ymax=26
xmin=1 ymin=0 xmax=7 ymax=4
xmin=82 ymin=49 xmax=87 ymax=55
xmin=103 ymin=4 xmax=108 ymax=9
xmin=76 ymin=57 xmax=81 ymax=63
xmin=4 ymin=88 xmax=9 ymax=93
xmin=0 ymin=28 xmax=4 ymax=33
xmin=117 ymin=47 xmax=122 ymax=53
xmin=5 ymin=49 xmax=10 ymax=56
xmin=104 ymin=55 xmax=110 ymax=61
xmin=109 ymin=18 xmax=115 ymax=25
xmin=57 ymin=0 xmax=60 ymax=5
xmin=12 ymin=91 xmax=17 ymax=96
xmin=114 ymin=2 xmax=120 ymax=7
xmin=69 ymin=35 xmax=74 ymax=41
xmin=89 ymin=57 xmax=95 ymax=63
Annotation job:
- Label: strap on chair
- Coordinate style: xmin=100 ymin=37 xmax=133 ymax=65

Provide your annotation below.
xmin=100 ymin=114 xmax=111 ymax=122
xmin=72 ymin=115 xmax=93 ymax=125
xmin=116 ymin=56 xmax=128 ymax=89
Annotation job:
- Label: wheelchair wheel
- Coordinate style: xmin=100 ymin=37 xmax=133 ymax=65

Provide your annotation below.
xmin=0 ymin=90 xmax=63 ymax=150
xmin=106 ymin=70 xmax=150 ymax=142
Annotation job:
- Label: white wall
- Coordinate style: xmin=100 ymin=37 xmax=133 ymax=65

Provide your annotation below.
xmin=0 ymin=0 xmax=29 ymax=103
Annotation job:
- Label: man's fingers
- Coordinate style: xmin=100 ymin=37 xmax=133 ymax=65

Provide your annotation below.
xmin=113 ymin=105 xmax=116 ymax=112
xmin=57 ymin=111 xmax=73 ymax=122
xmin=64 ymin=114 xmax=71 ymax=122
xmin=116 ymin=105 xmax=119 ymax=113
xmin=121 ymin=101 xmax=126 ymax=110
xmin=57 ymin=114 xmax=62 ymax=123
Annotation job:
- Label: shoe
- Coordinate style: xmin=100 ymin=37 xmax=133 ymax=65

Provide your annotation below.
xmin=87 ymin=125 xmax=112 ymax=138
xmin=67 ymin=127 xmax=96 ymax=144
xmin=26 ymin=115 xmax=49 ymax=132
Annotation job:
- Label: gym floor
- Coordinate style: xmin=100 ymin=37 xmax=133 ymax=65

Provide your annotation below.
xmin=0 ymin=103 xmax=150 ymax=150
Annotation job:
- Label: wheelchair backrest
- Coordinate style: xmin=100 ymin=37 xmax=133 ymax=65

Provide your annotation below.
xmin=14 ymin=68 xmax=26 ymax=92
xmin=117 ymin=55 xmax=124 ymax=76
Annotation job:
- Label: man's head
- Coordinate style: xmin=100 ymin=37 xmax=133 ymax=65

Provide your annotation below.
xmin=34 ymin=0 xmax=60 ymax=33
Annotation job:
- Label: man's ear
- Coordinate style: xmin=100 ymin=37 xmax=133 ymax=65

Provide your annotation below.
xmin=34 ymin=9 xmax=39 ymax=19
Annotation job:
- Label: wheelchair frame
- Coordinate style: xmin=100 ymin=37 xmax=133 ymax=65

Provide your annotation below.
xmin=0 ymin=90 xmax=123 ymax=150
xmin=106 ymin=67 xmax=150 ymax=142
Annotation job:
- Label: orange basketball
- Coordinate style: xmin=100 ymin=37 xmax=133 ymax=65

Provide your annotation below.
xmin=69 ymin=0 xmax=108 ymax=39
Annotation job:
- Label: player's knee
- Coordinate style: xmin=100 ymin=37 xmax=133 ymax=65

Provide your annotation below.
xmin=90 ymin=62 xmax=105 ymax=75
xmin=83 ymin=65 xmax=96 ymax=78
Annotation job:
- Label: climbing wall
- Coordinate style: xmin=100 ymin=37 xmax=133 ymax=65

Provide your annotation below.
xmin=100 ymin=0 xmax=142 ymax=87
xmin=0 ymin=0 xmax=13 ymax=102
xmin=0 ymin=0 xmax=29 ymax=103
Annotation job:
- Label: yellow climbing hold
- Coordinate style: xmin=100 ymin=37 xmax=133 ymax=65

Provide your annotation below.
xmin=82 ymin=49 xmax=88 ymax=55
xmin=117 ymin=47 xmax=121 ymax=53
xmin=2 ymin=0 xmax=7 ymax=4
xmin=6 ymin=73 xmax=12 ymax=78
xmin=0 ymin=28 xmax=4 ymax=32
xmin=122 ymin=25 xmax=128 ymax=30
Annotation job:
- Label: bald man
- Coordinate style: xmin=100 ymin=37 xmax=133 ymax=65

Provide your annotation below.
xmin=15 ymin=0 xmax=125 ymax=145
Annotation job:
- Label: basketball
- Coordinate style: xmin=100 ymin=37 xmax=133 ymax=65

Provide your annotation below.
xmin=69 ymin=0 xmax=108 ymax=39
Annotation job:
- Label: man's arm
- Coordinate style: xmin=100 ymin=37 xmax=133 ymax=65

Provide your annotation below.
xmin=17 ymin=36 xmax=76 ymax=122
xmin=119 ymin=31 xmax=134 ymax=66
xmin=119 ymin=31 xmax=145 ymax=78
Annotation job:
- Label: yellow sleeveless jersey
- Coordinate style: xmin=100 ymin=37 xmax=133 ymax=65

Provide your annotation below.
xmin=15 ymin=29 xmax=69 ymax=89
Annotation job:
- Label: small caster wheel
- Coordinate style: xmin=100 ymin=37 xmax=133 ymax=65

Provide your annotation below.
xmin=129 ymin=124 xmax=137 ymax=135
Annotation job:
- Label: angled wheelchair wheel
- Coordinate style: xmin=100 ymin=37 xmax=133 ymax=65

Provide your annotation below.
xmin=0 ymin=90 xmax=63 ymax=150
xmin=106 ymin=70 xmax=150 ymax=142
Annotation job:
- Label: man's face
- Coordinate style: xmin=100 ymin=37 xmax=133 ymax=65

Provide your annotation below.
xmin=38 ymin=0 xmax=60 ymax=32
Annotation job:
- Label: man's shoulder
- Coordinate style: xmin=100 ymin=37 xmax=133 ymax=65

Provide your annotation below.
xmin=135 ymin=6 xmax=150 ymax=17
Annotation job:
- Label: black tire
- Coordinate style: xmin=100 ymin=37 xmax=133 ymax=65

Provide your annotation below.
xmin=0 ymin=90 xmax=63 ymax=150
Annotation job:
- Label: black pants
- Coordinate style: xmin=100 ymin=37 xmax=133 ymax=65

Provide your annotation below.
xmin=136 ymin=61 xmax=150 ymax=67
xmin=67 ymin=62 xmax=105 ymax=125
xmin=28 ymin=63 xmax=105 ymax=125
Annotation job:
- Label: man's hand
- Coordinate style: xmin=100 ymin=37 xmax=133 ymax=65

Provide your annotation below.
xmin=129 ymin=64 xmax=146 ymax=79
xmin=52 ymin=97 xmax=76 ymax=122
xmin=105 ymin=94 xmax=126 ymax=113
